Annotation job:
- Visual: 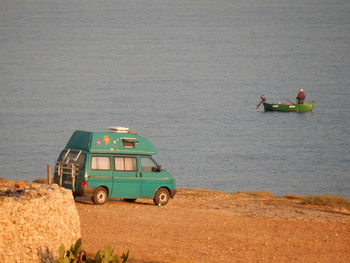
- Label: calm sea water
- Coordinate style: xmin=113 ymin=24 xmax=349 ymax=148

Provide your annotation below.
xmin=1 ymin=0 xmax=349 ymax=198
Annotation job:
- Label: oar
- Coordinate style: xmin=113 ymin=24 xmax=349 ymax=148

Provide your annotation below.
xmin=286 ymin=99 xmax=296 ymax=105
xmin=296 ymin=99 xmax=299 ymax=112
xmin=256 ymin=100 xmax=263 ymax=109
xmin=256 ymin=95 xmax=266 ymax=109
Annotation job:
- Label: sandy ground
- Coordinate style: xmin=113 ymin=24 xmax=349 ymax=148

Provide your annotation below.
xmin=76 ymin=189 xmax=350 ymax=263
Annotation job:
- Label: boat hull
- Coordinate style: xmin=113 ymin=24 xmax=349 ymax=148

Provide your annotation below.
xmin=263 ymin=102 xmax=314 ymax=112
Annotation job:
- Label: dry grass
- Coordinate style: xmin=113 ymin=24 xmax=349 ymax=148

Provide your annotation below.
xmin=231 ymin=191 xmax=275 ymax=199
xmin=301 ymin=195 xmax=350 ymax=210
xmin=284 ymin=194 xmax=350 ymax=210
xmin=178 ymin=188 xmax=227 ymax=198
xmin=0 ymin=178 xmax=27 ymax=187
xmin=4 ymin=178 xmax=350 ymax=211
xmin=1 ymin=177 xmax=49 ymax=185
xmin=180 ymin=188 xmax=277 ymax=199
xmin=182 ymin=189 xmax=350 ymax=211
xmin=284 ymin=194 xmax=306 ymax=200
xmin=32 ymin=177 xmax=49 ymax=184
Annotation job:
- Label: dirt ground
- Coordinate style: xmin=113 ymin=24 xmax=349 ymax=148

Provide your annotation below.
xmin=76 ymin=189 xmax=350 ymax=263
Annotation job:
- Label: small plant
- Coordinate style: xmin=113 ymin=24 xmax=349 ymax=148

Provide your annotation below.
xmin=56 ymin=238 xmax=86 ymax=263
xmin=90 ymin=245 xmax=129 ymax=263
xmin=55 ymin=239 xmax=129 ymax=263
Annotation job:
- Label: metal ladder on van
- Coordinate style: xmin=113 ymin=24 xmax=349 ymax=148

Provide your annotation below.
xmin=55 ymin=149 xmax=82 ymax=192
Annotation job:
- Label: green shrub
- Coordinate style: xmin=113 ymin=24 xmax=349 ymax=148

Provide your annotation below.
xmin=55 ymin=239 xmax=129 ymax=263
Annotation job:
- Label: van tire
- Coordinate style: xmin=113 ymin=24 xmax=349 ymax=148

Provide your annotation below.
xmin=92 ymin=187 xmax=108 ymax=205
xmin=153 ymin=188 xmax=170 ymax=206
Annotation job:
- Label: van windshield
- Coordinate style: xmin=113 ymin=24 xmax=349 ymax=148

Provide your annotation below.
xmin=57 ymin=149 xmax=85 ymax=168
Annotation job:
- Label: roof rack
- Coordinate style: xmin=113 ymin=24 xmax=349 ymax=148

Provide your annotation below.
xmin=107 ymin=127 xmax=129 ymax=133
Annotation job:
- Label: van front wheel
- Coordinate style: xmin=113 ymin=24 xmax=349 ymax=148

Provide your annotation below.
xmin=92 ymin=187 xmax=108 ymax=205
xmin=153 ymin=188 xmax=170 ymax=206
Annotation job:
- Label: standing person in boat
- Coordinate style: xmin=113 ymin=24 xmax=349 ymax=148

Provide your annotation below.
xmin=296 ymin=89 xmax=305 ymax=104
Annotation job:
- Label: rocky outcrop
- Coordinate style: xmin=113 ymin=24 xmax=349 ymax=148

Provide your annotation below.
xmin=0 ymin=183 xmax=81 ymax=263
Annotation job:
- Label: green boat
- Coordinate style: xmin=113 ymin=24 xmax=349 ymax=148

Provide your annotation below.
xmin=263 ymin=101 xmax=314 ymax=112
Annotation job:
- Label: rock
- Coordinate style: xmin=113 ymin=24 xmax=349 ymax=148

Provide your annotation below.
xmin=0 ymin=184 xmax=81 ymax=263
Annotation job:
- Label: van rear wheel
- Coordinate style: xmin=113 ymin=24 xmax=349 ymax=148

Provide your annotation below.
xmin=92 ymin=187 xmax=108 ymax=205
xmin=153 ymin=188 xmax=170 ymax=206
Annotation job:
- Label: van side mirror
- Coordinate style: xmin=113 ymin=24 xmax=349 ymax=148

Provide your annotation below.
xmin=152 ymin=165 xmax=162 ymax=172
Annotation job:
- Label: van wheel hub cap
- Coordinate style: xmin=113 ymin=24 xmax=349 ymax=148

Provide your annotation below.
xmin=97 ymin=192 xmax=106 ymax=201
xmin=159 ymin=193 xmax=167 ymax=201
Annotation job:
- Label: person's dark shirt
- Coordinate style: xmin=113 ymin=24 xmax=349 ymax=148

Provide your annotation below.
xmin=297 ymin=91 xmax=305 ymax=100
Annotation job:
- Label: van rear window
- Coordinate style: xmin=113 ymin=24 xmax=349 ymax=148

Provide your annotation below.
xmin=58 ymin=150 xmax=85 ymax=168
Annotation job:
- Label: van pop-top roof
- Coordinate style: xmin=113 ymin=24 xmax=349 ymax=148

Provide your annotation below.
xmin=65 ymin=127 xmax=157 ymax=155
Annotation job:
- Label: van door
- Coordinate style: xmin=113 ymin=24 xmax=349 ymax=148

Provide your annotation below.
xmin=139 ymin=157 xmax=163 ymax=198
xmin=112 ymin=156 xmax=140 ymax=198
xmin=88 ymin=156 xmax=113 ymax=194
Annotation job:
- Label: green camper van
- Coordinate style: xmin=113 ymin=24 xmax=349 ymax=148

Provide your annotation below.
xmin=54 ymin=127 xmax=176 ymax=205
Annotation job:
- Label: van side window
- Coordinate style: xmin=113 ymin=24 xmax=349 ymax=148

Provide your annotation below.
xmin=141 ymin=158 xmax=158 ymax=172
xmin=123 ymin=140 xmax=135 ymax=148
xmin=91 ymin=156 xmax=110 ymax=170
xmin=114 ymin=157 xmax=137 ymax=171
xmin=122 ymin=139 xmax=138 ymax=148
